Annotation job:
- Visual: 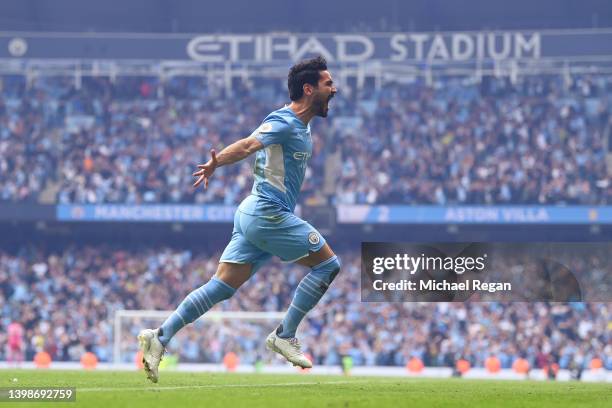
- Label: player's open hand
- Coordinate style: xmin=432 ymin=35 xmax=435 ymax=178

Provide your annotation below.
xmin=192 ymin=149 xmax=218 ymax=189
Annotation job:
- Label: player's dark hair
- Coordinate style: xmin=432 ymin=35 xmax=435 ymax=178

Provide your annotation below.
xmin=287 ymin=56 xmax=328 ymax=101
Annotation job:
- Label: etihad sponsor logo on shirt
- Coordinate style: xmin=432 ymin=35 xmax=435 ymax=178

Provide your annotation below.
xmin=293 ymin=152 xmax=311 ymax=161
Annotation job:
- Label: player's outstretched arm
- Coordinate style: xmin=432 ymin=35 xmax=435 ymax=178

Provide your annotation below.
xmin=192 ymin=136 xmax=263 ymax=189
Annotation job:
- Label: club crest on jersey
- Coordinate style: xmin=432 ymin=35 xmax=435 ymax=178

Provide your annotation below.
xmin=308 ymin=232 xmax=320 ymax=245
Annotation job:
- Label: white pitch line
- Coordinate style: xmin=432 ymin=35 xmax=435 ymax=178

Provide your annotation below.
xmin=78 ymin=380 xmax=371 ymax=392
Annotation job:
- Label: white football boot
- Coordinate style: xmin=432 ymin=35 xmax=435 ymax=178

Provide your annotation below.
xmin=265 ymin=330 xmax=312 ymax=369
xmin=137 ymin=328 xmax=165 ymax=383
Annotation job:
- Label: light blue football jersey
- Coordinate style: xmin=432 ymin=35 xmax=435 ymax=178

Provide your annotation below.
xmin=238 ymin=106 xmax=312 ymax=215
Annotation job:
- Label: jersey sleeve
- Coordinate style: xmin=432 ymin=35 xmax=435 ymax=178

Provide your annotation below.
xmin=252 ymin=118 xmax=289 ymax=147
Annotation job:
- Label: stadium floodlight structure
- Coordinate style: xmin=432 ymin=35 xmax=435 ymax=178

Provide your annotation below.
xmin=5 ymin=57 xmax=612 ymax=93
xmin=113 ymin=310 xmax=285 ymax=364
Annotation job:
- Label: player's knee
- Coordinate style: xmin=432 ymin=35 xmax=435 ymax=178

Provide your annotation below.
xmin=329 ymin=256 xmax=341 ymax=282
xmin=311 ymin=255 xmax=341 ymax=287
xmin=215 ymin=262 xmax=252 ymax=290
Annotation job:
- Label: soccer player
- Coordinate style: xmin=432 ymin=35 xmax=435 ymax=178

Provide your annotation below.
xmin=6 ymin=321 xmax=24 ymax=366
xmin=138 ymin=56 xmax=339 ymax=383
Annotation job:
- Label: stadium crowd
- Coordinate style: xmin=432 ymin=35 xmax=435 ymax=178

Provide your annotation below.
xmin=1 ymin=71 xmax=610 ymax=372
xmin=0 ymin=73 xmax=610 ymax=205
xmin=1 ymin=246 xmax=610 ymax=371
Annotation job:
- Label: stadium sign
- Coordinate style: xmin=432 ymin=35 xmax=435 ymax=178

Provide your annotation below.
xmin=186 ymin=32 xmax=540 ymax=63
xmin=51 ymin=204 xmax=612 ymax=224
xmin=337 ymin=205 xmax=612 ymax=224
xmin=2 ymin=29 xmax=612 ymax=63
xmin=56 ymin=204 xmax=236 ymax=222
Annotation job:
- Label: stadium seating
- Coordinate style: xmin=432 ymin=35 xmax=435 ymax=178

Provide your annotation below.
xmin=1 ymin=247 xmax=609 ymax=370
xmin=0 ymin=74 xmax=609 ymax=205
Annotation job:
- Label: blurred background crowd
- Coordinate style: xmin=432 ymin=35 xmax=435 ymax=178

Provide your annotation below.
xmin=1 ymin=246 xmax=609 ymax=371
xmin=1 ymin=73 xmax=610 ymax=206
xmin=1 ymin=70 xmax=611 ymax=373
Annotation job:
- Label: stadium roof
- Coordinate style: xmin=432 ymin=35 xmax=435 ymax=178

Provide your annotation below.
xmin=0 ymin=0 xmax=610 ymax=34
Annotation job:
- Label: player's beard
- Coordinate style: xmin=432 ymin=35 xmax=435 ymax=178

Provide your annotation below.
xmin=317 ymin=94 xmax=332 ymax=118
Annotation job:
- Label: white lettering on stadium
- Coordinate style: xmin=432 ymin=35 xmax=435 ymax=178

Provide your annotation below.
xmin=93 ymin=205 xmax=208 ymax=221
xmin=187 ymin=32 xmax=541 ymax=63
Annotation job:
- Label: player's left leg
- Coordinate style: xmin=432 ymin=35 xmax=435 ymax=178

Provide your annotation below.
xmin=277 ymin=243 xmax=339 ymax=338
xmin=244 ymin=213 xmax=340 ymax=368
xmin=266 ymin=243 xmax=340 ymax=368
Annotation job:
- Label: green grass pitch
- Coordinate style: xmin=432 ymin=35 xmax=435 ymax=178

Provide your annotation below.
xmin=1 ymin=369 xmax=610 ymax=407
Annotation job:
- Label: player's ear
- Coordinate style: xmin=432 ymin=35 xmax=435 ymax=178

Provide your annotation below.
xmin=303 ymin=83 xmax=314 ymax=97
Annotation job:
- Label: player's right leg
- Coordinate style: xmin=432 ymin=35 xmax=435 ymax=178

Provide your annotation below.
xmin=138 ymin=262 xmax=252 ymax=382
xmin=138 ymin=211 xmax=270 ymax=383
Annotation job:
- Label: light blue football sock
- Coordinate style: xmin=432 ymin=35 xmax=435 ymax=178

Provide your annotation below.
xmin=158 ymin=277 xmax=236 ymax=346
xmin=277 ymin=255 xmax=341 ymax=339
